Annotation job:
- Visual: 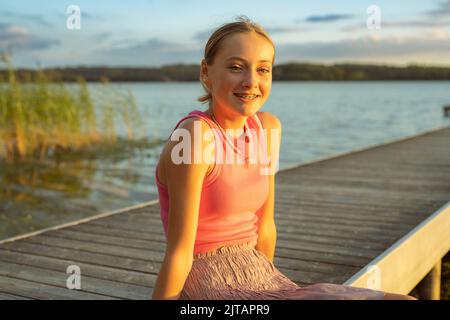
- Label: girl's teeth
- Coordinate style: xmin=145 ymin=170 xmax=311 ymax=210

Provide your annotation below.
xmin=236 ymin=94 xmax=257 ymax=99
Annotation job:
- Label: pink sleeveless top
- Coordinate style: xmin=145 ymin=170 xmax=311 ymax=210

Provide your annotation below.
xmin=155 ymin=110 xmax=270 ymax=254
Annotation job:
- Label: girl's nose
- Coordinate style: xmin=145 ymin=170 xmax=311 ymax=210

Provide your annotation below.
xmin=242 ymin=70 xmax=258 ymax=88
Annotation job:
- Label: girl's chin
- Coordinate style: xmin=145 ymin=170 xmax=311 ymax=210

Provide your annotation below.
xmin=214 ymin=98 xmax=262 ymax=116
xmin=233 ymin=105 xmax=260 ymax=117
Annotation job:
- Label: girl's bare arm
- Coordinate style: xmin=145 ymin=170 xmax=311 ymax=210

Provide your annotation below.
xmin=152 ymin=118 xmax=212 ymax=299
xmin=255 ymin=112 xmax=282 ymax=263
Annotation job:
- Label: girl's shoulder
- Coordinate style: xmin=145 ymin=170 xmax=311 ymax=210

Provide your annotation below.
xmin=255 ymin=111 xmax=282 ymax=131
xmin=161 ymin=114 xmax=214 ymax=161
xmin=157 ymin=115 xmax=214 ymax=186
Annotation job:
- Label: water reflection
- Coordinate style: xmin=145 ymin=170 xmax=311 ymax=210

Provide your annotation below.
xmin=0 ymin=140 xmax=162 ymax=240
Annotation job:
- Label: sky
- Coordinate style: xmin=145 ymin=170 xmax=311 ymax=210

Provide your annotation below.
xmin=1 ymin=0 xmax=450 ymax=68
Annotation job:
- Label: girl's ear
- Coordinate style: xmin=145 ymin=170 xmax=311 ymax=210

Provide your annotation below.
xmin=200 ymin=59 xmax=210 ymax=87
xmin=200 ymin=59 xmax=208 ymax=80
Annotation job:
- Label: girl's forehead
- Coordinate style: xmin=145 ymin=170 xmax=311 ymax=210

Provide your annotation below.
xmin=217 ymin=32 xmax=274 ymax=63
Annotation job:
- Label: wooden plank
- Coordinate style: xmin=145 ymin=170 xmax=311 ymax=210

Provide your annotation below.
xmin=59 ymin=223 xmax=390 ymax=252
xmin=0 ymin=235 xmax=362 ymax=286
xmin=88 ymin=219 xmax=162 ymax=233
xmin=44 ymin=225 xmax=392 ymax=276
xmin=276 ymin=196 xmax=439 ymax=212
xmin=65 ymin=220 xmax=391 ymax=259
xmin=91 ymin=212 xmax=401 ymax=244
xmin=0 ymin=260 xmax=151 ymax=300
xmin=276 ymin=231 xmax=390 ymax=251
xmin=112 ymin=208 xmax=415 ymax=230
xmin=276 ymin=211 xmax=416 ymax=229
xmin=0 ymin=291 xmax=30 ymax=300
xmin=274 ymin=255 xmax=360 ymax=276
xmin=0 ymin=275 xmax=116 ymax=300
xmin=276 ymin=185 xmax=450 ymax=202
xmin=0 ymin=200 xmax=159 ymax=245
xmin=276 ymin=215 xmax=413 ymax=232
xmin=278 ymin=166 xmax=448 ymax=179
xmin=24 ymin=235 xmax=165 ymax=261
xmin=274 ymin=246 xmax=368 ymax=267
xmin=6 ymin=231 xmax=369 ymax=270
xmin=47 ymin=229 xmax=162 ymax=250
xmin=0 ymin=248 xmax=156 ymax=287
xmin=79 ymin=213 xmax=401 ymax=244
xmin=274 ymin=219 xmax=410 ymax=240
xmin=276 ymin=266 xmax=348 ymax=286
xmin=275 ymin=222 xmax=400 ymax=243
xmin=277 ymin=190 xmax=449 ymax=206
xmin=30 ymin=231 xmax=372 ymax=267
xmin=275 ymin=238 xmax=379 ymax=259
xmin=69 ymin=223 xmax=167 ymax=243
xmin=89 ymin=211 xmax=411 ymax=241
xmin=0 ymin=241 xmax=161 ymax=274
xmin=276 ymin=198 xmax=440 ymax=214
xmin=100 ymin=212 xmax=412 ymax=239
xmin=276 ymin=204 xmax=427 ymax=221
xmin=276 ymin=172 xmax=450 ymax=186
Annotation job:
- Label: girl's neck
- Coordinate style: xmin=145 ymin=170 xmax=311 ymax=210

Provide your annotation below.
xmin=208 ymin=106 xmax=247 ymax=138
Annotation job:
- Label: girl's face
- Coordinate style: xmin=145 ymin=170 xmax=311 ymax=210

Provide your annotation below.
xmin=202 ymin=31 xmax=275 ymax=117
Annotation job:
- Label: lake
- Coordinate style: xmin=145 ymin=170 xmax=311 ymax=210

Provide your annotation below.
xmin=1 ymin=81 xmax=450 ymax=240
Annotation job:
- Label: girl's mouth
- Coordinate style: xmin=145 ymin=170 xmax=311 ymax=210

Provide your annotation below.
xmin=233 ymin=93 xmax=260 ymax=102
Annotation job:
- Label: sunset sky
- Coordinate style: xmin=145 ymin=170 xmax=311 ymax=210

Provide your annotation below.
xmin=1 ymin=0 xmax=450 ymax=68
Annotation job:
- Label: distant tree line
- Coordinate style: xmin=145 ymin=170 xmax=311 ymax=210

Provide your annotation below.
xmin=2 ymin=63 xmax=450 ymax=82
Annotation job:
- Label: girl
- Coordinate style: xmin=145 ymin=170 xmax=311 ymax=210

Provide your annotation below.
xmin=151 ymin=17 xmax=416 ymax=300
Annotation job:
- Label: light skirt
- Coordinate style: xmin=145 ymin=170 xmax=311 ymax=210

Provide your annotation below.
xmin=179 ymin=239 xmax=386 ymax=300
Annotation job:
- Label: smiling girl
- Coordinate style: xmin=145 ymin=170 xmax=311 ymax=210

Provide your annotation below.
xmin=151 ymin=17 xmax=416 ymax=300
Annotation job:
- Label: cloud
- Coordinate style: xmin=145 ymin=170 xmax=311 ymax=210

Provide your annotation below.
xmin=341 ymin=19 xmax=449 ymax=32
xmin=425 ymin=0 xmax=450 ymax=18
xmin=192 ymin=25 xmax=309 ymax=44
xmin=276 ymin=34 xmax=450 ymax=63
xmin=303 ymin=14 xmax=354 ymax=23
xmin=81 ymin=12 xmax=95 ymax=19
xmin=0 ymin=23 xmax=59 ymax=53
xmin=192 ymin=29 xmax=213 ymax=43
xmin=345 ymin=1 xmax=450 ymax=32
xmin=90 ymin=32 xmax=112 ymax=41
xmin=0 ymin=10 xmax=52 ymax=27
xmin=377 ymin=20 xmax=450 ymax=28
xmin=0 ymin=23 xmax=28 ymax=40
xmin=265 ymin=27 xmax=309 ymax=34
xmin=104 ymin=32 xmax=450 ymax=67
xmin=96 ymin=37 xmax=202 ymax=66
xmin=424 ymin=28 xmax=449 ymax=40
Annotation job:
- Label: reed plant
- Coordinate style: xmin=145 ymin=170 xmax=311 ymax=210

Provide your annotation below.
xmin=0 ymin=55 xmax=143 ymax=162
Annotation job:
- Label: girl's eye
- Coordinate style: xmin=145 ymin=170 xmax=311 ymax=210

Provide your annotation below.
xmin=228 ymin=65 xmax=271 ymax=74
xmin=229 ymin=66 xmax=242 ymax=71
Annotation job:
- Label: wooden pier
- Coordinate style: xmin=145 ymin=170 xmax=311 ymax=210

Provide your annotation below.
xmin=444 ymin=105 xmax=450 ymax=117
xmin=0 ymin=125 xmax=449 ymax=300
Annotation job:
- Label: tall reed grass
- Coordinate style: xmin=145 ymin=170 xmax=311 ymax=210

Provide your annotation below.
xmin=0 ymin=55 xmax=143 ymax=162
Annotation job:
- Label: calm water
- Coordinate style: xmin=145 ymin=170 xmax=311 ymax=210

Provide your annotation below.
xmin=1 ymin=81 xmax=450 ymax=240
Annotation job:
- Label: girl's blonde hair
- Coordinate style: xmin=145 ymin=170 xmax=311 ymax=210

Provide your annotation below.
xmin=198 ymin=16 xmax=275 ymax=105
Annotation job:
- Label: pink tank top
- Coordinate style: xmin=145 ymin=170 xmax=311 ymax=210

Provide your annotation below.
xmin=155 ymin=110 xmax=270 ymax=254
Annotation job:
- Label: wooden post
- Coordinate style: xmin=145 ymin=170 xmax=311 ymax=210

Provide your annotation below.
xmin=444 ymin=105 xmax=450 ymax=117
xmin=417 ymin=260 xmax=441 ymax=300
